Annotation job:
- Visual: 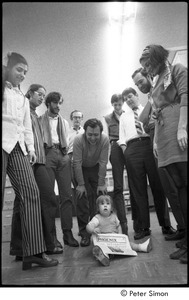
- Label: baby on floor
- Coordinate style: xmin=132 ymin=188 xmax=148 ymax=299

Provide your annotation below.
xmin=86 ymin=195 xmax=152 ymax=266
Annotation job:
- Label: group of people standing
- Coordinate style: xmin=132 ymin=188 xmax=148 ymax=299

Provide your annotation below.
xmin=104 ymin=44 xmax=187 ymax=265
xmin=2 ymin=43 xmax=187 ymax=272
xmin=2 ymin=51 xmax=110 ymax=270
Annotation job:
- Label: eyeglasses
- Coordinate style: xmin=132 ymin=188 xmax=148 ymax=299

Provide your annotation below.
xmin=73 ymin=116 xmax=82 ymax=119
xmin=34 ymin=91 xmax=46 ymax=98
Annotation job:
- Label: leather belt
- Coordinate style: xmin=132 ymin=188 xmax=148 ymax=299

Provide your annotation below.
xmin=51 ymin=143 xmax=61 ymax=149
xmin=110 ymin=140 xmax=118 ymax=145
xmin=127 ymin=136 xmax=150 ymax=147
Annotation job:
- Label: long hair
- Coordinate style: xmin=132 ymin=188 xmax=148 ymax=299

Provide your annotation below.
xmin=139 ymin=44 xmax=169 ymax=72
xmin=25 ymin=84 xmax=46 ymax=99
xmin=2 ymin=52 xmax=28 ymax=93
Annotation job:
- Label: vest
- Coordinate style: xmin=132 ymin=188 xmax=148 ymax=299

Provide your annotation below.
xmin=104 ymin=112 xmax=119 ymax=142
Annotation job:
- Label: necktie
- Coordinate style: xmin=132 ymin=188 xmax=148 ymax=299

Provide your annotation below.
xmin=133 ymin=108 xmax=143 ymax=135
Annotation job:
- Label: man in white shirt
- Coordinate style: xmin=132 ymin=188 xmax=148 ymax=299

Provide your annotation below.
xmin=119 ymin=87 xmax=174 ymax=240
xmin=40 ymin=92 xmax=79 ymax=247
xmin=68 ymin=110 xmax=85 ymax=215
xmin=68 ymin=110 xmax=84 ymax=186
xmin=103 ymin=94 xmax=128 ymax=235
xmin=68 ymin=110 xmax=84 ymax=156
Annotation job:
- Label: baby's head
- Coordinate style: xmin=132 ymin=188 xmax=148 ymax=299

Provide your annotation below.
xmin=96 ymin=195 xmax=114 ymax=217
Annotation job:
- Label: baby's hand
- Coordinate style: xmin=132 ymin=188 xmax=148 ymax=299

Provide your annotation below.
xmin=93 ymin=228 xmax=101 ymax=235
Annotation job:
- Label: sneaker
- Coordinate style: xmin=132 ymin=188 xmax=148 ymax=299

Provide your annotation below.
xmin=92 ymin=246 xmax=110 ymax=266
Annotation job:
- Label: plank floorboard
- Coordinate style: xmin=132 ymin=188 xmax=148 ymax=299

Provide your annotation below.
xmin=1 ymin=211 xmax=188 ymax=286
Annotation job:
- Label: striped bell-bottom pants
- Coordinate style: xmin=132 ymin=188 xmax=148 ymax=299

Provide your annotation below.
xmin=2 ymin=142 xmax=46 ymax=256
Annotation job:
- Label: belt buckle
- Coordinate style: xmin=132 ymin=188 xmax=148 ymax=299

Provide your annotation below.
xmin=53 ymin=144 xmax=59 ymax=149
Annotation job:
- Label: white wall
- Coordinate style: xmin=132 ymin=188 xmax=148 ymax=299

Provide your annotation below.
xmin=3 ymin=2 xmax=187 ymax=126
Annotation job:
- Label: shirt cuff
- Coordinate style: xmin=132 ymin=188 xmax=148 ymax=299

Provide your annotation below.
xmin=27 ymin=145 xmax=35 ymax=152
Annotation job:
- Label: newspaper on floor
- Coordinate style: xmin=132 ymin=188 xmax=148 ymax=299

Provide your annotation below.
xmin=93 ymin=233 xmax=137 ymax=256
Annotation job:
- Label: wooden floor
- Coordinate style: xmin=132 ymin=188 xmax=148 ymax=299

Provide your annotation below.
xmin=1 ymin=210 xmax=188 ymax=286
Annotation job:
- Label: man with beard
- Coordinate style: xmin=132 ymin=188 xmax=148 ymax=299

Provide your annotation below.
xmin=131 ymin=68 xmax=185 ymax=241
xmin=40 ymin=92 xmax=79 ymax=248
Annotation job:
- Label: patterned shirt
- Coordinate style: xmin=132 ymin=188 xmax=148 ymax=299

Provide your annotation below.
xmin=30 ymin=106 xmax=46 ymax=164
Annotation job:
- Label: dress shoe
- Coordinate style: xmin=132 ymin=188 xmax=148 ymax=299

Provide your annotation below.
xmin=165 ymin=229 xmax=185 ymax=241
xmin=162 ymin=225 xmax=176 ymax=235
xmin=180 ymin=251 xmax=188 ymax=264
xmin=22 ymin=253 xmax=58 ymax=270
xmin=10 ymin=248 xmax=23 ymax=257
xmin=169 ymin=247 xmax=187 ymax=260
xmin=54 ymin=239 xmax=63 ymax=249
xmin=134 ymin=228 xmax=151 ymax=240
xmin=15 ymin=256 xmax=23 ymax=261
xmin=175 ymin=238 xmax=186 ymax=248
xmin=121 ymin=222 xmax=128 ymax=235
xmin=80 ymin=236 xmax=91 ymax=247
xmin=63 ymin=230 xmax=79 ymax=247
xmin=46 ymin=246 xmax=63 ymax=255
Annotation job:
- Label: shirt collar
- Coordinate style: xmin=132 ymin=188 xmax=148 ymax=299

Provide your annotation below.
xmin=163 ymin=60 xmax=172 ymax=90
xmin=152 ymin=60 xmax=172 ymax=91
xmin=72 ymin=126 xmax=81 ymax=131
xmin=5 ymin=81 xmax=24 ymax=95
xmin=30 ymin=105 xmax=38 ymax=116
xmin=48 ymin=114 xmax=59 ymax=120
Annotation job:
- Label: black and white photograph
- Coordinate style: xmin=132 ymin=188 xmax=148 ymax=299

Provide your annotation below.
xmin=1 ymin=1 xmax=188 ymax=297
